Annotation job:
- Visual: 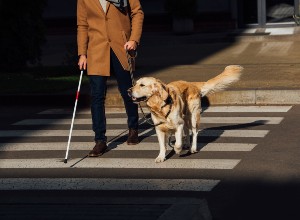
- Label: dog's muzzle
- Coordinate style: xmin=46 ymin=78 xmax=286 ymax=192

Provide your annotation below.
xmin=127 ymin=88 xmax=147 ymax=103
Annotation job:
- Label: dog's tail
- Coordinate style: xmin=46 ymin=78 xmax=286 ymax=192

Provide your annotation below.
xmin=193 ymin=65 xmax=243 ymax=97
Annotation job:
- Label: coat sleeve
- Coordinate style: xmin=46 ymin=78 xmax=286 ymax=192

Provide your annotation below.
xmin=128 ymin=0 xmax=144 ymax=44
xmin=77 ymin=0 xmax=89 ymax=56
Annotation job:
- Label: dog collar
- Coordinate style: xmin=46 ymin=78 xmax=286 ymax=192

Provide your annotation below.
xmin=161 ymin=94 xmax=173 ymax=119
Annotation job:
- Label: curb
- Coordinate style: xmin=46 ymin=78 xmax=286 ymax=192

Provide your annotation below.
xmin=206 ymin=89 xmax=300 ymax=105
xmin=141 ymin=28 xmax=300 ymax=45
xmin=3 ymin=89 xmax=300 ymax=106
xmin=103 ymin=89 xmax=300 ymax=106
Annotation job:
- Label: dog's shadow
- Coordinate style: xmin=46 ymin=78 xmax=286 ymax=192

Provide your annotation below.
xmin=106 ymin=113 xmax=269 ymax=161
xmin=172 ymin=120 xmax=269 ymax=159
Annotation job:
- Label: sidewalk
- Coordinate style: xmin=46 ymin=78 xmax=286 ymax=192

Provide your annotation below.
xmin=102 ymin=26 xmax=300 ymax=106
xmin=3 ymin=26 xmax=300 ymax=106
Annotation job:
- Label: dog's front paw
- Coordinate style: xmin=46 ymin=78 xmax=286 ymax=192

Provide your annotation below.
xmin=155 ymin=155 xmax=166 ymax=163
xmin=174 ymin=144 xmax=183 ymax=154
xmin=190 ymin=146 xmax=198 ymax=154
xmin=190 ymin=149 xmax=198 ymax=154
xmin=174 ymin=147 xmax=182 ymax=155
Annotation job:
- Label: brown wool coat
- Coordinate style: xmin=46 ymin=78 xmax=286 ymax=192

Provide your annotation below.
xmin=77 ymin=0 xmax=144 ymax=76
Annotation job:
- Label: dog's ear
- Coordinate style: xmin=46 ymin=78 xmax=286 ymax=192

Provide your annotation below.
xmin=153 ymin=82 xmax=169 ymax=101
xmin=152 ymin=82 xmax=159 ymax=93
xmin=160 ymin=84 xmax=169 ymax=101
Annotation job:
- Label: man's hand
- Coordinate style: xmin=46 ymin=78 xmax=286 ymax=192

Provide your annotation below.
xmin=78 ymin=55 xmax=87 ymax=70
xmin=124 ymin=40 xmax=137 ymax=51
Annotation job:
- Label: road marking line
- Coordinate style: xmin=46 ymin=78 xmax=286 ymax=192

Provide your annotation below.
xmin=200 ymin=117 xmax=283 ymax=124
xmin=13 ymin=117 xmax=284 ymax=125
xmin=0 ymin=158 xmax=240 ymax=169
xmin=38 ymin=106 xmax=292 ymax=114
xmin=0 ymin=178 xmax=220 ymax=191
xmin=0 ymin=129 xmax=269 ymax=138
xmin=203 ymin=106 xmax=292 ymax=112
xmin=0 ymin=142 xmax=256 ymax=152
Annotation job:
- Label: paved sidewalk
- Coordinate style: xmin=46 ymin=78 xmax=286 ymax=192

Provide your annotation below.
xmin=97 ymin=26 xmax=300 ymax=105
xmin=3 ymin=26 xmax=300 ymax=106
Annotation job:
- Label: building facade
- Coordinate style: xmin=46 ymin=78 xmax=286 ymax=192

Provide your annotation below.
xmin=44 ymin=0 xmax=300 ymax=29
xmin=140 ymin=0 xmax=300 ymax=27
xmin=235 ymin=0 xmax=300 ymax=27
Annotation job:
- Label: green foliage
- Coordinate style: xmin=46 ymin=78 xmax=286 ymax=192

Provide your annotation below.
xmin=0 ymin=0 xmax=47 ymax=71
xmin=164 ymin=0 xmax=197 ymax=18
xmin=0 ymin=68 xmax=89 ymax=94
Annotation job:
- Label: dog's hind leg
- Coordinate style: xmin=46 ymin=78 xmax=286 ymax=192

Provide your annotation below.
xmin=182 ymin=125 xmax=190 ymax=150
xmin=174 ymin=124 xmax=184 ymax=154
xmin=190 ymin=105 xmax=201 ymax=154
xmin=155 ymin=128 xmax=167 ymax=163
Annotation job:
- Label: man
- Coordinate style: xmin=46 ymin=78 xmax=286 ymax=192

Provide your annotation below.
xmin=77 ymin=0 xmax=144 ymax=157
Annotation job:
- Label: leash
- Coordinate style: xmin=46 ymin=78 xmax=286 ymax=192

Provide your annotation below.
xmin=126 ymin=49 xmax=175 ymax=148
xmin=126 ymin=49 xmax=161 ymax=126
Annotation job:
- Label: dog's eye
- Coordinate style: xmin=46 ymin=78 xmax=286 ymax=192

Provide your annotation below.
xmin=140 ymin=84 xmax=145 ymax=87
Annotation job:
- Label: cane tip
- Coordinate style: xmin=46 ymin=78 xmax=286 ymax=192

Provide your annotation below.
xmin=64 ymin=159 xmax=68 ymax=164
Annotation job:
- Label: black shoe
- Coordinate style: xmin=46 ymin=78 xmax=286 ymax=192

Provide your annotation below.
xmin=127 ymin=129 xmax=139 ymax=145
xmin=88 ymin=140 xmax=107 ymax=157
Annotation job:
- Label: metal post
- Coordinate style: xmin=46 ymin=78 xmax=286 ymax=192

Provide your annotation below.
xmin=295 ymin=0 xmax=299 ymax=15
xmin=257 ymin=0 xmax=266 ymax=27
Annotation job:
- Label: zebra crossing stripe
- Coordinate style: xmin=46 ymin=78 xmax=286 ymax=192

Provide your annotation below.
xmin=0 ymin=158 xmax=240 ymax=169
xmin=0 ymin=178 xmax=220 ymax=191
xmin=38 ymin=106 xmax=292 ymax=114
xmin=13 ymin=117 xmax=284 ymax=125
xmin=0 ymin=142 xmax=257 ymax=152
xmin=203 ymin=106 xmax=292 ymax=112
xmin=0 ymin=129 xmax=269 ymax=138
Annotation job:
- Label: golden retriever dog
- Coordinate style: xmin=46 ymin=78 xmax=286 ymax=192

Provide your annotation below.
xmin=128 ymin=65 xmax=243 ymax=163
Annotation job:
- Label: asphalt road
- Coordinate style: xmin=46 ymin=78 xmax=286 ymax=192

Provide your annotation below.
xmin=0 ymin=104 xmax=299 ymax=220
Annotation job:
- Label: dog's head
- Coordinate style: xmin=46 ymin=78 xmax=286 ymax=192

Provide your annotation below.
xmin=128 ymin=77 xmax=169 ymax=103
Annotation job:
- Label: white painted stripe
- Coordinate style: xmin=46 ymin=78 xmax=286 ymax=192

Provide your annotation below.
xmin=0 ymin=158 xmax=240 ymax=169
xmin=0 ymin=142 xmax=93 ymax=151
xmin=0 ymin=142 xmax=256 ymax=152
xmin=77 ymin=158 xmax=240 ymax=169
xmin=38 ymin=106 xmax=292 ymax=114
xmin=201 ymin=117 xmax=283 ymax=124
xmin=13 ymin=117 xmax=284 ymax=125
xmin=199 ymin=143 xmax=256 ymax=152
xmin=203 ymin=106 xmax=292 ymax=112
xmin=0 ymin=129 xmax=269 ymax=138
xmin=38 ymin=108 xmax=150 ymax=115
xmin=200 ymin=130 xmax=269 ymax=138
xmin=0 ymin=178 xmax=220 ymax=191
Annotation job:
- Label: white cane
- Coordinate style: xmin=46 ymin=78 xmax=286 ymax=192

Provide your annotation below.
xmin=64 ymin=70 xmax=84 ymax=163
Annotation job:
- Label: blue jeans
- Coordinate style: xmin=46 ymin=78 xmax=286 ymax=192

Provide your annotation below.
xmin=89 ymin=50 xmax=138 ymax=142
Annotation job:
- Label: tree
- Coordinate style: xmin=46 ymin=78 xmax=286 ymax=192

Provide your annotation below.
xmin=0 ymin=0 xmax=47 ymax=71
